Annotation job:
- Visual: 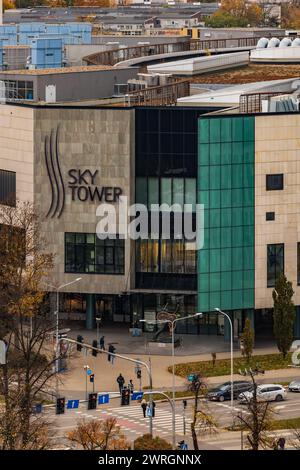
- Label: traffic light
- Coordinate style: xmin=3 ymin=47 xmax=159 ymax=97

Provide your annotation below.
xmin=121 ymin=387 xmax=130 ymax=406
xmin=77 ymin=335 xmax=83 ymax=352
xmin=137 ymin=369 xmax=141 ymax=379
xmin=88 ymin=393 xmax=97 ymax=410
xmin=56 ymin=397 xmax=65 ymax=415
xmin=90 ymin=374 xmax=95 ymax=383
xmin=92 ymin=340 xmax=98 ymax=357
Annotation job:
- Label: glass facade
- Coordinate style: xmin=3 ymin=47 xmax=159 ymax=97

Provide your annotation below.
xmin=0 ymin=169 xmax=16 ymax=206
xmin=267 ymin=243 xmax=284 ymax=288
xmin=198 ymin=116 xmax=255 ymax=312
xmin=65 ymin=233 xmax=125 ymax=274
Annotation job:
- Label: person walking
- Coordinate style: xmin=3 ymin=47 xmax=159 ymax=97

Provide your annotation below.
xmin=117 ymin=373 xmax=125 ymax=394
xmin=152 ymin=400 xmax=156 ymax=418
xmin=141 ymin=398 xmax=147 ymax=418
xmin=128 ymin=379 xmax=134 ymax=394
xmin=108 ymin=344 xmax=116 ymax=365
xmin=100 ymin=336 xmax=105 ymax=350
xmin=277 ymin=437 xmax=286 ymax=450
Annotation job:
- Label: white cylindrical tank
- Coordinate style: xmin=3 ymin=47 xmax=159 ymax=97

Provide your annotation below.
xmin=257 ymin=37 xmax=269 ymax=49
xmin=292 ymin=38 xmax=300 ymax=47
xmin=279 ymin=37 xmax=292 ymax=47
xmin=268 ymin=37 xmax=280 ymax=48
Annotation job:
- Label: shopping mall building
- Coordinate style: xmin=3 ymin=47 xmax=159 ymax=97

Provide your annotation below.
xmin=1 ymin=102 xmax=300 ymax=341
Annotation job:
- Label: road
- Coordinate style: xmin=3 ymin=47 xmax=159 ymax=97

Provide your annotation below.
xmin=46 ymin=391 xmax=300 ymax=449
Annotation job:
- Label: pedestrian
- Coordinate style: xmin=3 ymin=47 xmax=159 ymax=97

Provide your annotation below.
xmin=108 ymin=344 xmax=116 ymax=365
xmin=100 ymin=336 xmax=105 ymax=350
xmin=128 ymin=379 xmax=134 ymax=394
xmin=117 ymin=373 xmax=125 ymax=394
xmin=152 ymin=400 xmax=156 ymax=418
xmin=141 ymin=398 xmax=147 ymax=418
xmin=277 ymin=437 xmax=286 ymax=450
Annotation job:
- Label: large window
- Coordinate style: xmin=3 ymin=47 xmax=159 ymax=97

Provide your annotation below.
xmin=3 ymin=80 xmax=34 ymax=101
xmin=136 ymin=239 xmax=196 ymax=274
xmin=65 ymin=233 xmax=125 ymax=274
xmin=0 ymin=169 xmax=16 ymax=206
xmin=267 ymin=243 xmax=284 ymax=287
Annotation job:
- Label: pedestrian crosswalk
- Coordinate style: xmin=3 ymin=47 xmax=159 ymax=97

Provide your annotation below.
xmin=95 ymin=405 xmax=192 ymax=436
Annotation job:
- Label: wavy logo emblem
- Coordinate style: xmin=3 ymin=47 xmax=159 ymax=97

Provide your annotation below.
xmin=45 ymin=125 xmax=65 ymax=218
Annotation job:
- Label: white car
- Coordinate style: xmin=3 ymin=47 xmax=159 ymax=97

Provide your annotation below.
xmin=288 ymin=380 xmax=300 ymax=392
xmin=238 ymin=384 xmax=287 ymax=403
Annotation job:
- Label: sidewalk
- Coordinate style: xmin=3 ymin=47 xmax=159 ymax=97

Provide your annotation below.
xmin=59 ymin=325 xmax=299 ymax=397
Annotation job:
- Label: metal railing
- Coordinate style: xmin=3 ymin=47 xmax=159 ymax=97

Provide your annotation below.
xmin=120 ymin=79 xmax=190 ymax=107
xmin=84 ymin=35 xmax=272 ymax=66
xmin=239 ymin=92 xmax=287 ymax=114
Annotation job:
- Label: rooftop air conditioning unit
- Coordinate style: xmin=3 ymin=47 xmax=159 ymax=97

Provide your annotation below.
xmin=113 ymin=83 xmax=129 ymax=96
xmin=138 ymin=73 xmax=159 ymax=87
xmin=127 ymin=79 xmax=147 ymax=92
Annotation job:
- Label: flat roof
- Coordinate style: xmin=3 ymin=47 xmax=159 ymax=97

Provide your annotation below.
xmin=0 ymin=64 xmax=121 ymax=75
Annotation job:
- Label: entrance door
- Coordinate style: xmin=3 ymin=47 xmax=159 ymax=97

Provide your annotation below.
xmin=96 ymin=296 xmax=113 ymax=323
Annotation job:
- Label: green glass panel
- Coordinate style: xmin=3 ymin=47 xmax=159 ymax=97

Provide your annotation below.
xmin=243 ymin=270 xmax=254 ymax=289
xmin=234 ymin=227 xmax=244 ymax=247
xmin=199 ymin=292 xmax=209 ymax=311
xmin=243 ymin=117 xmax=254 ymax=142
xmin=136 ymin=177 xmax=147 ymax=206
xmin=221 ymin=142 xmax=231 ymax=164
xmin=210 ymin=143 xmax=221 ymax=165
xmin=210 ymin=228 xmax=221 ymax=248
xmin=199 ymin=273 xmax=210 ymax=292
xmin=199 ymin=249 xmax=210 ymax=273
xmin=243 ymin=289 xmax=254 ymax=307
xmin=173 ymin=178 xmax=184 ymax=207
xmin=221 ymin=118 xmax=231 ymax=142
xmin=244 ymin=141 xmax=254 ymax=163
xmin=148 ymin=177 xmax=159 ymax=206
xmin=232 ymin=164 xmax=243 ymax=189
xmin=244 ymin=226 xmax=254 ymax=246
xmin=221 ymin=208 xmax=232 ymax=227
xmin=231 ymin=290 xmax=243 ymax=309
xmin=244 ymin=188 xmax=254 ymax=206
xmin=243 ymin=247 xmax=254 ymax=270
xmin=199 ymin=144 xmax=209 ymax=166
xmin=210 ymin=291 xmax=220 ymax=310
xmin=210 ymin=209 xmax=220 ymax=228
xmin=161 ymin=178 xmax=172 ymax=206
xmin=221 ymin=166 xmax=232 ymax=189
xmin=232 ymin=207 xmax=244 ymax=227
xmin=232 ymin=142 xmax=243 ymax=164
xmin=199 ymin=166 xmax=209 ymax=190
xmin=232 ymin=247 xmax=243 ymax=271
xmin=200 ymin=119 xmax=209 ymax=143
xmin=210 ymin=272 xmax=220 ymax=291
xmin=220 ymin=271 xmax=232 ymax=290
xmin=221 ymin=291 xmax=232 ymax=310
xmin=199 ymin=190 xmax=209 ymax=207
xmin=232 ymin=118 xmax=243 ymax=141
xmin=210 ymin=166 xmax=221 ymax=190
xmin=210 ymin=190 xmax=220 ymax=209
xmin=231 ymin=188 xmax=243 ymax=207
xmin=221 ymin=248 xmax=232 ymax=271
xmin=232 ymin=270 xmax=243 ymax=290
xmin=244 ymin=163 xmax=254 ymax=188
xmin=210 ymin=119 xmax=221 ymax=142
xmin=243 ymin=206 xmax=254 ymax=226
xmin=204 ymin=228 xmax=210 ymax=250
xmin=210 ymin=249 xmax=221 ymax=272
xmin=221 ymin=190 xmax=231 ymax=208
xmin=222 ymin=228 xmax=232 ymax=248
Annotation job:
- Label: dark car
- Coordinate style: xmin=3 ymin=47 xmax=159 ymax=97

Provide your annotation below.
xmin=207 ymin=381 xmax=252 ymax=402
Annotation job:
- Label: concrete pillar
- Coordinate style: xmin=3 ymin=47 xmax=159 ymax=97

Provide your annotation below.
xmin=86 ymin=294 xmax=95 ymax=330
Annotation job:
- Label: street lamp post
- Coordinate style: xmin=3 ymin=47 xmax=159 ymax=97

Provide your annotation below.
xmin=140 ymin=312 xmax=201 ymax=450
xmin=46 ymin=277 xmax=82 ymax=397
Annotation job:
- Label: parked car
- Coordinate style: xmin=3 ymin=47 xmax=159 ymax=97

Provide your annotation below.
xmin=207 ymin=381 xmax=252 ymax=402
xmin=238 ymin=384 xmax=287 ymax=403
xmin=288 ymin=379 xmax=300 ymax=392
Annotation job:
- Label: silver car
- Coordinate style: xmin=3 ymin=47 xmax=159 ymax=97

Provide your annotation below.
xmin=238 ymin=384 xmax=287 ymax=403
xmin=288 ymin=379 xmax=300 ymax=392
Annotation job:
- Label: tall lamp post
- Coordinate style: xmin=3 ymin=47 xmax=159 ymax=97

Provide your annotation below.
xmin=46 ymin=277 xmax=82 ymax=396
xmin=140 ymin=312 xmax=201 ymax=450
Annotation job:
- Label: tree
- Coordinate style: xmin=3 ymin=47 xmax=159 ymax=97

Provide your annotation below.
xmin=236 ymin=371 xmax=274 ymax=450
xmin=134 ymin=434 xmax=172 ymax=450
xmin=188 ymin=374 xmax=218 ymax=450
xmin=272 ymin=273 xmax=296 ymax=359
xmin=3 ymin=0 xmax=15 ymax=10
xmin=67 ymin=417 xmax=131 ymax=450
xmin=206 ymin=0 xmax=263 ymax=28
xmin=240 ymin=318 xmax=254 ymax=363
xmin=0 ymin=201 xmax=56 ymax=450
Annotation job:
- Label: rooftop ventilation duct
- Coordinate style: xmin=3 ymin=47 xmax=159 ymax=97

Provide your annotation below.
xmin=292 ymin=38 xmax=300 ymax=47
xmin=279 ymin=38 xmax=292 ymax=48
xmin=268 ymin=37 xmax=280 ymax=48
xmin=256 ymin=37 xmax=269 ymax=49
